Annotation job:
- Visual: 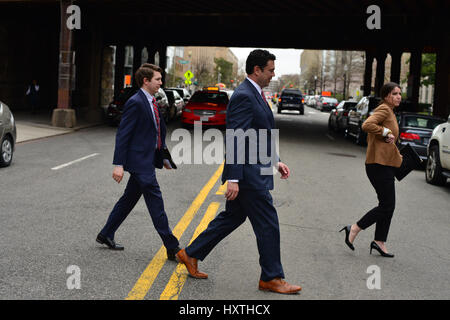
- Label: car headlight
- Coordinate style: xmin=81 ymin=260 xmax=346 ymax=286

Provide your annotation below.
xmin=10 ymin=113 xmax=14 ymax=126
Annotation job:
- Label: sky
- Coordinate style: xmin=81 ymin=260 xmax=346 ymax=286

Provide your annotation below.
xmin=230 ymin=47 xmax=303 ymax=79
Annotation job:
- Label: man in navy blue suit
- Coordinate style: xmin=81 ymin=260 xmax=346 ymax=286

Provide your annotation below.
xmin=176 ymin=50 xmax=302 ymax=294
xmin=96 ymin=63 xmax=180 ymax=261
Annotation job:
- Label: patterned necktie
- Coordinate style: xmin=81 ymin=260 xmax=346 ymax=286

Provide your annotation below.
xmin=151 ymin=97 xmax=162 ymax=149
xmin=261 ymin=90 xmax=270 ymax=108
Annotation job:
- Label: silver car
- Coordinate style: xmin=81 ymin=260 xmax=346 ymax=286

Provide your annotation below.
xmin=0 ymin=100 xmax=17 ymax=167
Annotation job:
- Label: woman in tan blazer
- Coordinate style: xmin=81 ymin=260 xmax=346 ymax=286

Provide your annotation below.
xmin=340 ymin=82 xmax=402 ymax=257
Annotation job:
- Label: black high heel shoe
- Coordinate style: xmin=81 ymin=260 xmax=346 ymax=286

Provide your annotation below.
xmin=370 ymin=241 xmax=394 ymax=258
xmin=339 ymin=225 xmax=354 ymax=251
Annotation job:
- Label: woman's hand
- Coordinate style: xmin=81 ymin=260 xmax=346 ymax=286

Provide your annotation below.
xmin=385 ymin=133 xmax=395 ymax=144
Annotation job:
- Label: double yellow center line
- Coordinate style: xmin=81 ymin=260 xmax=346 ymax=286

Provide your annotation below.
xmin=125 ymin=163 xmax=225 ymax=300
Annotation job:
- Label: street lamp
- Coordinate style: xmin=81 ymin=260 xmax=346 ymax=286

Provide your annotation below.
xmin=314 ymin=76 xmax=317 ymax=95
xmin=343 ymin=64 xmax=348 ymax=100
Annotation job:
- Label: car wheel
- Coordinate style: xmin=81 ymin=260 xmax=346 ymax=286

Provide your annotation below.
xmin=355 ymin=126 xmax=366 ymax=146
xmin=169 ymin=105 xmax=176 ymax=120
xmin=0 ymin=135 xmax=13 ymax=167
xmin=425 ymin=145 xmax=447 ymax=186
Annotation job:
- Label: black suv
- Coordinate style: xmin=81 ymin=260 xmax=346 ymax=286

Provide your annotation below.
xmin=345 ymin=96 xmax=381 ymax=145
xmin=277 ymin=89 xmax=304 ymax=115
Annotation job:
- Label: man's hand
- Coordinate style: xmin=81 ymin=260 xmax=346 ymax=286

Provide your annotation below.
xmin=225 ymin=181 xmax=239 ymax=201
xmin=277 ymin=162 xmax=290 ymax=179
xmin=163 ymin=160 xmax=172 ymax=170
xmin=385 ymin=133 xmax=395 ymax=144
xmin=112 ymin=166 xmax=124 ymax=184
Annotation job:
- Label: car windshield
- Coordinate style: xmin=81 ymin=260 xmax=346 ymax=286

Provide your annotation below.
xmin=344 ymin=102 xmax=357 ymax=109
xmin=190 ymin=91 xmax=228 ymax=104
xmin=404 ymin=116 xmax=444 ymax=129
xmin=282 ymin=91 xmax=302 ymax=97
xmin=323 ymin=98 xmax=338 ymax=103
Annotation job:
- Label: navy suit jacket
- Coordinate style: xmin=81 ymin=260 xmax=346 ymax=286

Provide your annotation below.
xmin=113 ymin=89 xmax=166 ymax=173
xmin=222 ymin=79 xmax=279 ymax=190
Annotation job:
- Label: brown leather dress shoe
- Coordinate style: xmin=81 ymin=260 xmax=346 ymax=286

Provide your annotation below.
xmin=258 ymin=278 xmax=302 ymax=294
xmin=175 ymin=249 xmax=208 ymax=279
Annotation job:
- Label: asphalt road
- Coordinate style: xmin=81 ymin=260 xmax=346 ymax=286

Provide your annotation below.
xmin=1 ymin=105 xmax=449 ymax=300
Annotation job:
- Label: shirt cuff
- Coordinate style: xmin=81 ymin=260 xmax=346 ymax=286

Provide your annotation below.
xmin=382 ymin=127 xmax=392 ymax=137
xmin=227 ymin=180 xmax=239 ymax=183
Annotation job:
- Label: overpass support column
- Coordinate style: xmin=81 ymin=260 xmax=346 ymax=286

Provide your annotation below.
xmin=374 ymin=51 xmax=387 ymax=97
xmin=408 ymin=48 xmax=422 ymax=112
xmin=390 ymin=50 xmax=402 ymax=84
xmin=146 ymin=44 xmax=157 ymax=64
xmin=132 ymin=44 xmax=143 ymax=87
xmin=157 ymin=45 xmax=167 ymax=85
xmin=433 ymin=43 xmax=450 ymax=119
xmin=363 ymin=50 xmax=374 ymax=96
xmin=114 ymin=44 xmax=125 ymax=100
xmin=52 ymin=0 xmax=76 ymax=127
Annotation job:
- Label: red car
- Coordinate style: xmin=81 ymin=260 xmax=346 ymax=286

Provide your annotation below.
xmin=182 ymin=87 xmax=229 ymax=127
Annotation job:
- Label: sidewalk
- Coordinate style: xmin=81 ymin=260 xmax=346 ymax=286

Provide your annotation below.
xmin=14 ymin=111 xmax=104 ymax=143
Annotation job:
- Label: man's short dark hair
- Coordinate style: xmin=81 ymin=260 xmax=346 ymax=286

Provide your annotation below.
xmin=245 ymin=49 xmax=276 ymax=75
xmin=135 ymin=63 xmax=163 ymax=88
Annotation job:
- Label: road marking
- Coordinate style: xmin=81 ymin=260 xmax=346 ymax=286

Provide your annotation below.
xmin=215 ymin=181 xmax=227 ymax=195
xmin=51 ymin=153 xmax=100 ymax=170
xmin=125 ymin=163 xmax=224 ymax=300
xmin=160 ymin=202 xmax=221 ymax=300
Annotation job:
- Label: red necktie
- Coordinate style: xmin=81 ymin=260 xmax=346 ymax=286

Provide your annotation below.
xmin=151 ymin=97 xmax=162 ymax=149
xmin=261 ymin=91 xmax=269 ymax=108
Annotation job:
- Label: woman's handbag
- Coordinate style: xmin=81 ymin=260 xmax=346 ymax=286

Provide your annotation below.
xmin=394 ymin=143 xmax=423 ymax=181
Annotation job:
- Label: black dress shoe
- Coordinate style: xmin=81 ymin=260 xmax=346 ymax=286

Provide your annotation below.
xmin=339 ymin=225 xmax=355 ymax=251
xmin=167 ymin=246 xmax=181 ymax=261
xmin=370 ymin=241 xmax=394 ymax=258
xmin=96 ymin=233 xmax=124 ymax=250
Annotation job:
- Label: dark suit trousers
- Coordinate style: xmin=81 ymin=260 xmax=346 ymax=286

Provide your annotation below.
xmin=185 ymin=189 xmax=285 ymax=282
xmin=357 ymin=163 xmax=396 ymax=242
xmin=100 ymin=172 xmax=179 ymax=250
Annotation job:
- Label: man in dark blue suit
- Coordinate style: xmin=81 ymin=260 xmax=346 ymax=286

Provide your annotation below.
xmin=176 ymin=50 xmax=302 ymax=294
xmin=96 ymin=64 xmax=180 ymax=261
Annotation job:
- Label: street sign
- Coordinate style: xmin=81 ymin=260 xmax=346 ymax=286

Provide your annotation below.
xmin=184 ymin=70 xmax=194 ymax=80
xmin=179 ymin=60 xmax=190 ymax=65
xmin=185 ymin=80 xmax=192 ymax=85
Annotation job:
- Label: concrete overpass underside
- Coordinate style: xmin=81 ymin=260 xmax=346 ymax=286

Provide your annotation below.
xmin=0 ymin=0 xmax=449 ymax=125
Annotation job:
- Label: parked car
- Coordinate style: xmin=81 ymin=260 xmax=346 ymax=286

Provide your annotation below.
xmin=105 ymin=87 xmax=137 ymax=126
xmin=168 ymin=87 xmax=191 ymax=104
xmin=163 ymin=88 xmax=184 ymax=121
xmin=106 ymin=87 xmax=170 ymax=125
xmin=425 ymin=114 xmax=450 ymax=185
xmin=0 ymin=100 xmax=17 ymax=167
xmin=346 ymin=96 xmax=381 ymax=145
xmin=277 ymin=88 xmax=304 ymax=115
xmin=317 ymin=97 xmax=339 ymax=112
xmin=396 ymin=112 xmax=446 ymax=162
xmin=306 ymin=96 xmax=316 ymax=107
xmin=182 ymin=87 xmax=229 ymax=127
xmin=328 ymin=101 xmax=357 ymax=132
